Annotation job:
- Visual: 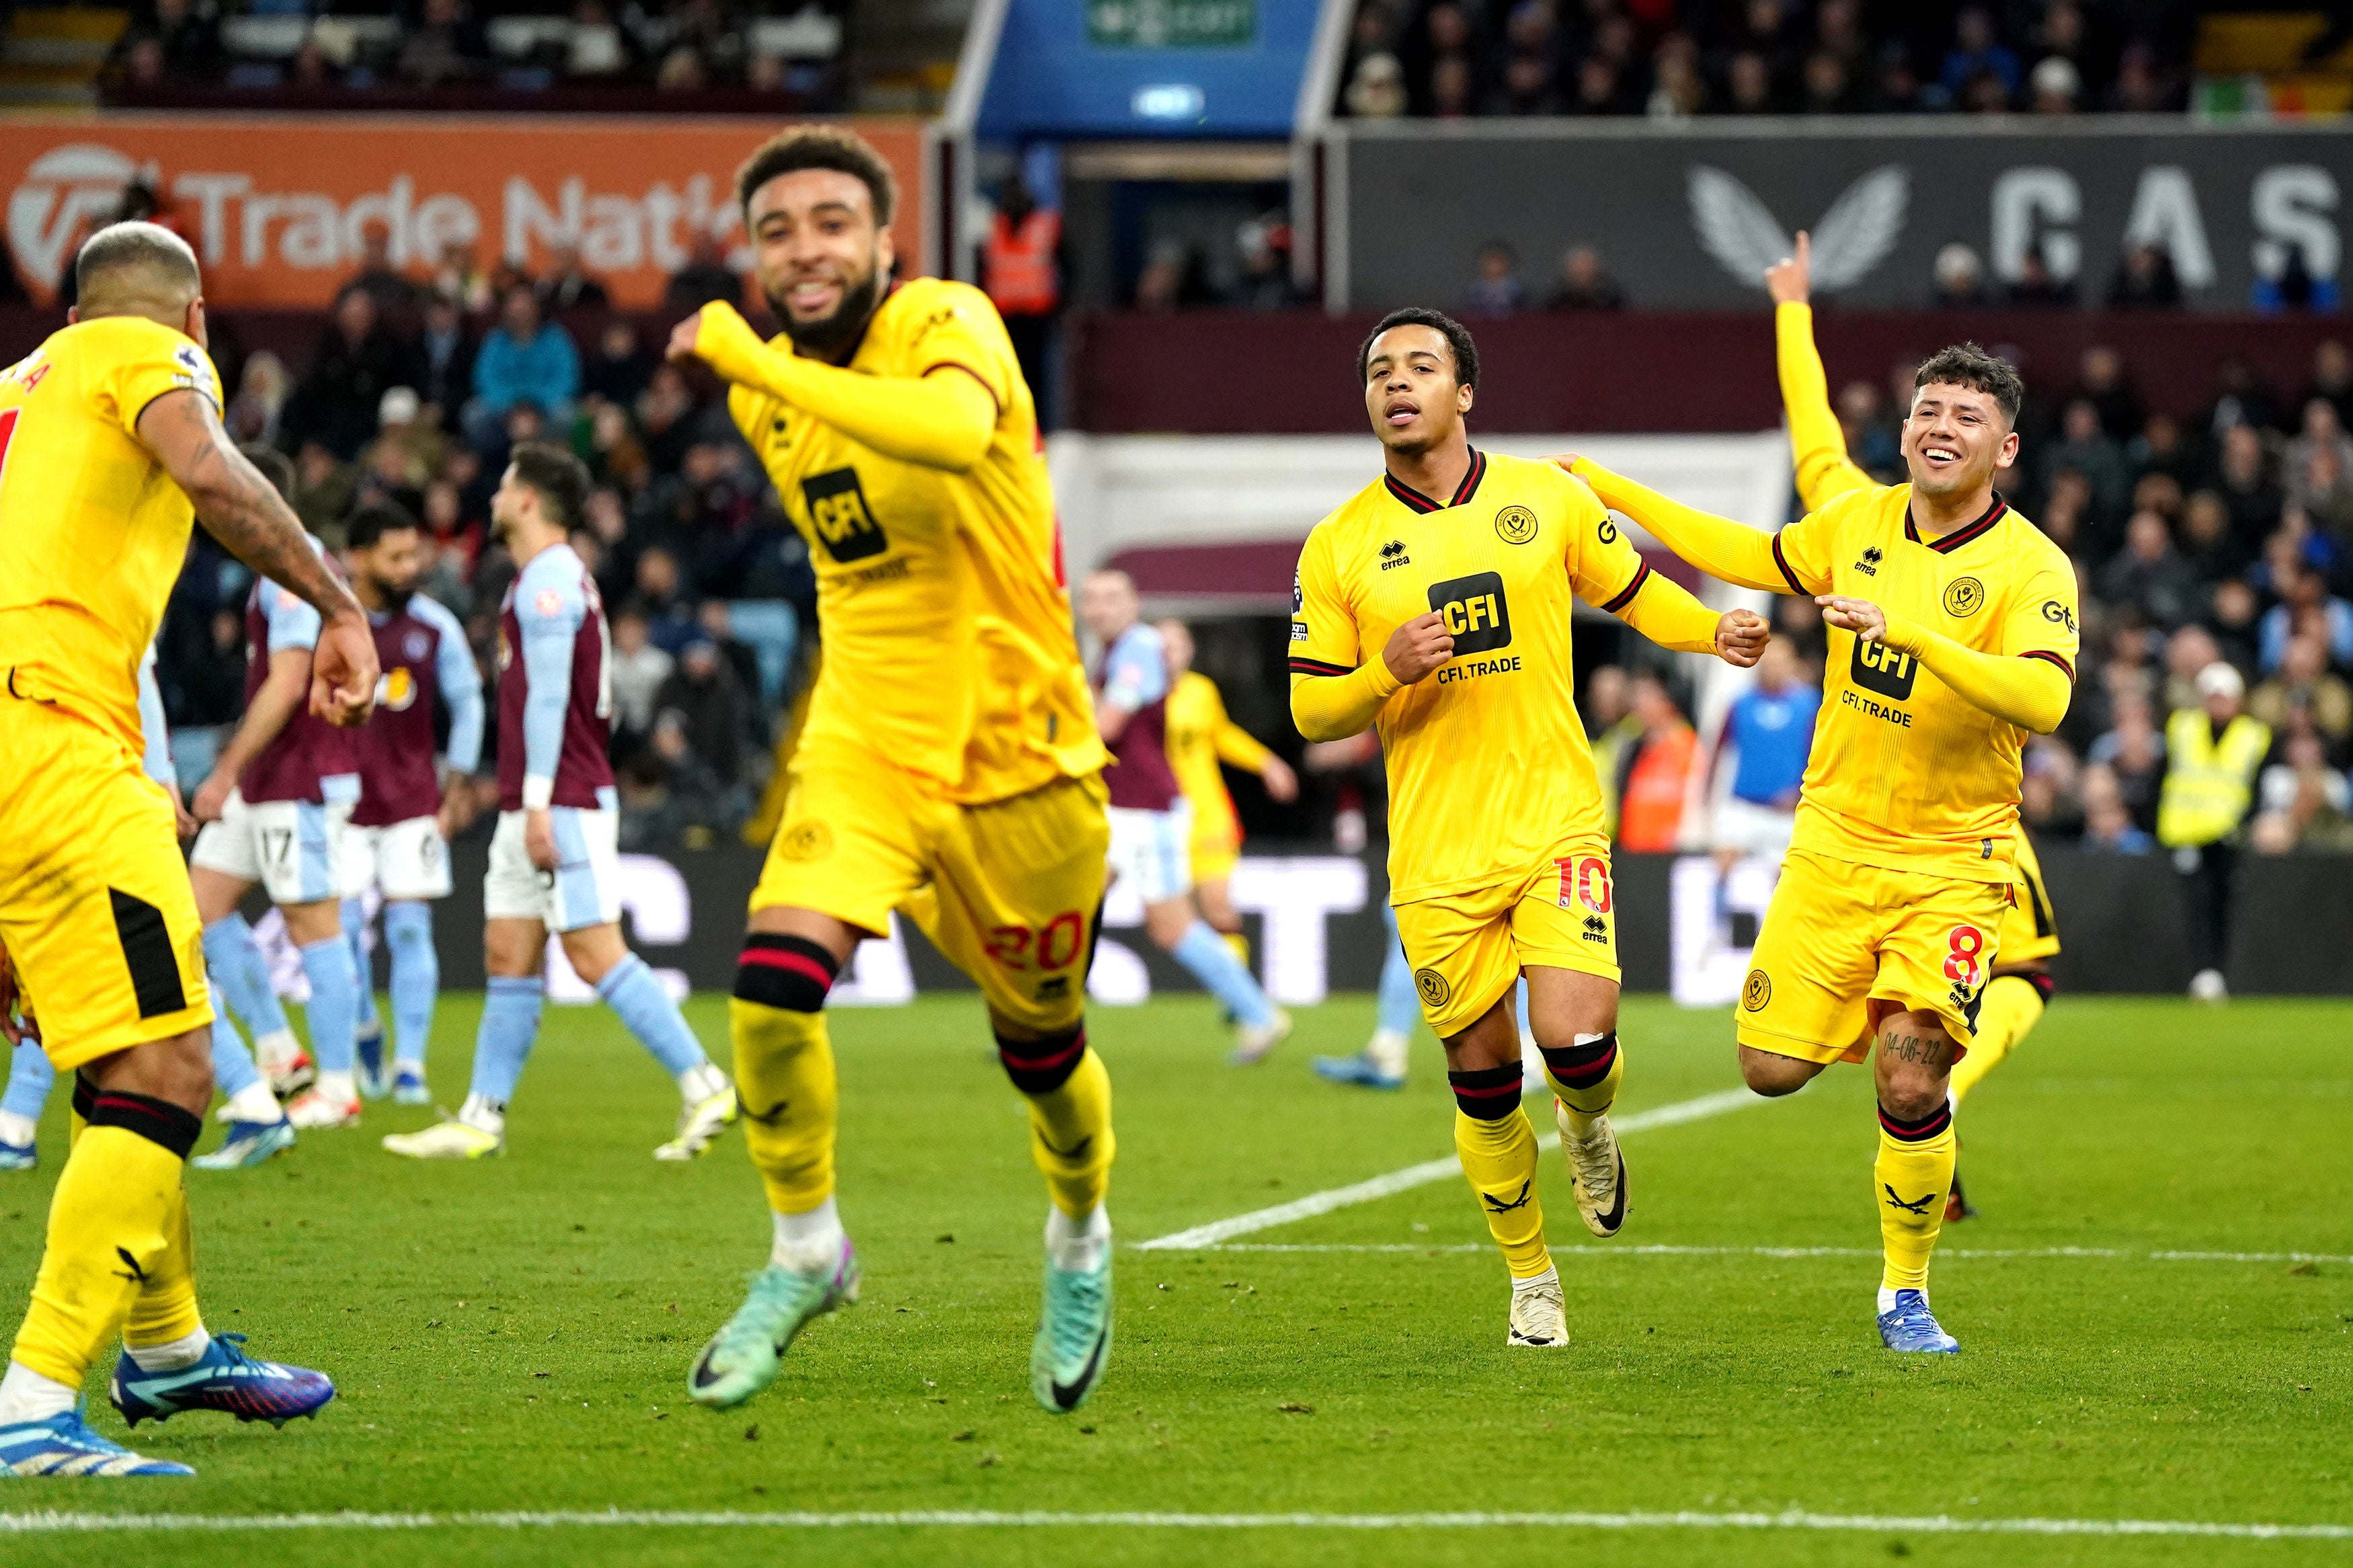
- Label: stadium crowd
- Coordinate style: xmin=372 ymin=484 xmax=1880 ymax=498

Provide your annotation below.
xmin=1337 ymin=0 xmax=2194 ymax=120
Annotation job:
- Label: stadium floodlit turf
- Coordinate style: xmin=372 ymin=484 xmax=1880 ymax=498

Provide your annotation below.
xmin=0 ymin=993 xmax=2347 ymax=1567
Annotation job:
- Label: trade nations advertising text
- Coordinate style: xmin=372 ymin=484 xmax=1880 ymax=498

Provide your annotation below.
xmin=1 ymin=116 xmax=926 ymax=309
xmin=1339 ymin=123 xmax=2348 ymax=311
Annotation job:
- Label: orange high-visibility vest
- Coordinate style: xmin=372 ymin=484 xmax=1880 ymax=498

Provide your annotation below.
xmin=985 ymin=209 xmax=1061 ymax=316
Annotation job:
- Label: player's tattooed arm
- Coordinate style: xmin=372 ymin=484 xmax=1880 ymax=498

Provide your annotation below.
xmin=137 ymin=388 xmax=380 ymax=727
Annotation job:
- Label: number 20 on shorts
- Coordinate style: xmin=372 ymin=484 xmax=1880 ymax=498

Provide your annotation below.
xmin=985 ymin=911 xmax=1088 ymax=972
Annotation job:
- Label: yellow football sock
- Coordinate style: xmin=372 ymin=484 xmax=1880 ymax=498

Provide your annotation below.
xmin=11 ymin=1111 xmax=195 ymax=1389
xmin=1451 ymin=1076 xmax=1549 ymax=1278
xmin=1222 ymin=932 xmax=1250 ymax=968
xmin=730 ymin=998 xmax=838 ymax=1216
xmin=1950 ymin=973 xmax=2046 ymax=1107
xmin=1875 ymin=1102 xmax=1956 ymax=1292
xmin=121 ymin=1182 xmax=203 ymax=1352
xmin=1018 ymin=1044 xmax=1115 ymax=1219
xmin=1538 ymin=1031 xmax=1623 ymax=1137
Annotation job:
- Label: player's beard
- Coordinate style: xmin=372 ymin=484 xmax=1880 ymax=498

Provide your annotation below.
xmin=770 ymin=255 xmax=885 ymax=361
xmin=375 ymin=581 xmax=415 ymax=614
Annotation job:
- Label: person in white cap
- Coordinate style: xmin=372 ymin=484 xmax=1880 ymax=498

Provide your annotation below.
xmin=2156 ymin=661 xmax=2272 ymax=1001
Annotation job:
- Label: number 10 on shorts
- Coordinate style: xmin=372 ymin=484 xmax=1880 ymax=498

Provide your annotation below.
xmin=1556 ymin=856 xmax=1611 ymax=913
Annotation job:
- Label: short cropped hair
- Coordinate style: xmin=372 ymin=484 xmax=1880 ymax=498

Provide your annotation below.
xmin=1913 ymin=342 xmax=2024 ymax=424
xmin=346 ymin=499 xmax=419 ymax=551
xmin=1357 ymin=307 xmax=1480 ymax=391
xmin=735 ymin=125 xmax=898 ymax=226
xmin=75 ymin=220 xmax=200 ymax=303
xmin=239 ymin=444 xmax=296 ymax=503
xmin=508 ymin=441 xmax=590 ymax=530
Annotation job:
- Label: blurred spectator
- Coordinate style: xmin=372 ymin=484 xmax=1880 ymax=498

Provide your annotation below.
xmin=292 ymin=440 xmax=358 ymax=538
xmin=1546 ymin=245 xmax=1624 ymax=311
xmin=2209 ymin=577 xmax=2264 ymax=675
xmin=695 ymin=599 xmax=768 ymax=729
xmin=1710 ymin=638 xmax=1816 ymax=876
xmin=2178 ymin=491 xmax=2249 ymax=584
xmin=583 ymin=320 xmax=655 ymax=408
xmin=536 ymin=244 xmax=611 ymax=313
xmin=2075 ymin=345 xmax=2145 ymax=443
xmin=282 ymin=289 xmax=414 ymax=462
xmin=2249 ymin=634 xmax=2353 ymax=753
xmin=145 ymin=0 xmax=221 ymax=76
xmin=354 ymin=386 xmax=442 ymax=519
xmin=2303 ymin=340 xmax=2353 ymax=429
xmin=2283 ymin=399 xmax=2353 ymax=507
xmin=567 ymin=0 xmax=630 ymax=77
xmin=2254 ymin=243 xmax=2340 ymax=315
xmin=1722 ymin=50 xmax=1778 ymax=114
xmin=1931 ymin=243 xmax=1987 ymax=308
xmin=2038 ymin=399 xmax=2129 ymax=542
xmin=1431 ymin=54 xmax=1475 ymax=117
xmin=342 ymin=229 xmax=419 ymax=319
xmin=225 ymin=352 xmax=290 ymax=448
xmin=413 ymin=294 xmax=478 ymax=419
xmin=2027 ymin=54 xmax=2079 ymax=114
xmin=2087 ymin=690 xmax=2165 ymax=831
xmin=2106 ymin=242 xmax=2183 ymax=310
xmin=2129 ymin=411 xmax=2200 ymax=493
xmin=664 ymin=231 xmax=741 ymax=313
xmin=982 ymin=171 xmax=1064 ymax=397
xmin=2156 ymin=662 xmax=2270 ymax=1000
xmin=609 ymin=605 xmax=674 ymax=745
xmin=1583 ymin=666 xmax=1639 ymax=840
xmin=1646 ymin=34 xmax=1706 ymax=118
xmin=2212 ymin=425 xmax=2282 ymax=550
xmin=1941 ymin=7 xmax=2020 ymax=103
xmin=2163 ymin=625 xmax=2224 ymax=713
xmin=2258 ymin=564 xmax=2353 ymax=673
xmin=1486 ymin=39 xmax=1563 ymax=114
xmin=2250 ymin=731 xmax=2353 ymax=853
xmin=1461 ymin=242 xmax=1523 ymax=317
xmin=632 ymin=545 xmax=699 ymax=651
xmin=635 ymin=364 xmax=703 ymax=474
xmin=2098 ymin=511 xmax=2200 ymax=630
xmin=1616 ymin=672 xmax=1696 ymax=852
xmin=1798 ymin=50 xmax=1860 ymax=113
xmin=2004 ymin=245 xmax=2077 ymax=308
xmin=2079 ymin=764 xmax=2153 ymax=853
xmin=465 ymin=286 xmax=580 ymax=448
xmin=399 ymin=0 xmax=489 ymax=83
xmin=1346 ymin=52 xmax=1408 ymax=118
xmin=2106 ymin=41 xmax=2180 ymax=113
xmin=1228 ymin=219 xmax=1303 ymax=311
xmin=433 ymin=243 xmax=493 ymax=316
xmin=2204 ymin=357 xmax=2282 ymax=442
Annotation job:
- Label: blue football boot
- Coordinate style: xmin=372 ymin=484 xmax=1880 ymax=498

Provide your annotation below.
xmin=1877 ymin=1290 xmax=1961 ymax=1354
xmin=190 ymin=1119 xmax=295 ymax=1171
xmin=1031 ymin=1245 xmax=1113 ymax=1413
xmin=687 ymin=1240 xmax=860 ymax=1409
xmin=0 ymin=1139 xmax=34 ymax=1171
xmin=110 ymin=1334 xmax=335 ymax=1428
xmin=391 ymin=1068 xmax=432 ymax=1106
xmin=1312 ymin=1051 xmax=1406 ymax=1091
xmin=0 ymin=1406 xmax=192 ymax=1476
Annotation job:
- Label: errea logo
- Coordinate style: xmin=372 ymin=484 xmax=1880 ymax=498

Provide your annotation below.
xmin=1379 ymin=539 xmax=1410 ymax=570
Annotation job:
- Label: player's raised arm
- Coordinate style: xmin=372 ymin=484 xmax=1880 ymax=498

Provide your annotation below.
xmin=136 ymin=389 xmax=376 ymax=725
xmin=1558 ymin=456 xmax=1805 ymax=596
xmin=670 ymin=301 xmax=997 ymax=472
xmin=1768 ymin=232 xmax=1878 ymax=511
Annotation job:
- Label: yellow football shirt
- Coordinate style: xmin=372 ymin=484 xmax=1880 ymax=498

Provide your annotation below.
xmin=0 ymin=315 xmax=221 ymax=749
xmin=1293 ymin=451 xmax=1710 ymax=902
xmin=1769 ymin=484 xmax=2079 ymax=881
xmin=729 ymin=277 xmax=1103 ymax=805
xmin=1164 ymin=669 xmax=1270 ymax=846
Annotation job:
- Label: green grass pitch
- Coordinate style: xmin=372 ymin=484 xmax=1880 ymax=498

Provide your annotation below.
xmin=0 ymin=993 xmax=2347 ymax=1566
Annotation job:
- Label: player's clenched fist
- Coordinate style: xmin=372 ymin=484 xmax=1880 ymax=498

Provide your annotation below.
xmin=1816 ymin=594 xmax=1888 ymax=643
xmin=1714 ymin=607 xmax=1771 ymax=667
xmin=1382 ymin=610 xmax=1455 ymax=685
xmin=666 ymin=309 xmax=705 ymax=364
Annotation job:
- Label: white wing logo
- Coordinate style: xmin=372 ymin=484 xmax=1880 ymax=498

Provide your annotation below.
xmin=1687 ymin=164 xmax=1909 ymax=292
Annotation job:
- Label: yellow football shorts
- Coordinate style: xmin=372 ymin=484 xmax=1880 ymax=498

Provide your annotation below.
xmin=1737 ymin=848 xmax=2010 ymax=1065
xmin=1392 ymin=844 xmax=1620 ymax=1038
xmin=1188 ymin=804 xmax=1241 ymax=888
xmin=752 ymin=738 xmax=1109 ymax=1035
xmin=1997 ymin=829 xmax=2061 ymax=968
xmin=0 ymin=684 xmax=212 ymax=1069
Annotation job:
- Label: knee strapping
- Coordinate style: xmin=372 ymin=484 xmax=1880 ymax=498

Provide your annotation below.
xmin=1448 ymin=1061 xmax=1523 ymax=1120
xmin=997 ymin=1025 xmax=1087 ymax=1095
xmin=1538 ymin=1030 xmax=1618 ymax=1089
xmin=1878 ymin=1100 xmax=1953 ymax=1143
xmin=735 ymin=934 xmax=839 ymax=1012
xmin=85 ymin=1090 xmax=202 ymax=1159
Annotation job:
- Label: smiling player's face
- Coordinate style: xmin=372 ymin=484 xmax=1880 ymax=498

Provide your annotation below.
xmin=1902 ymin=381 xmax=2019 ymax=503
xmin=1363 ymin=326 xmax=1472 ymax=456
xmin=747 ymin=168 xmax=895 ymax=358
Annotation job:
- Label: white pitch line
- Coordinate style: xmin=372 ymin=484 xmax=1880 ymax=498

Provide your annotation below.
xmin=1135 ymin=1087 xmax=1758 ymax=1251
xmin=0 ymin=1508 xmax=2346 ymax=1540
xmin=1185 ymin=1243 xmax=2353 ymax=1266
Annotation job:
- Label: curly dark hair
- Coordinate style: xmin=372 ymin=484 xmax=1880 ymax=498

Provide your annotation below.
xmin=1913 ymin=341 xmax=2024 ymax=423
xmin=735 ymin=125 xmax=898 ymax=226
xmin=1356 ymin=306 xmax=1480 ymax=390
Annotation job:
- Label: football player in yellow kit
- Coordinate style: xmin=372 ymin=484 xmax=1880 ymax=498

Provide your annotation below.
xmin=1763 ymin=233 xmax=2062 ymax=1225
xmin=1156 ymin=618 xmax=1299 ymax=959
xmin=1565 ymin=323 xmax=2079 ymax=1354
xmin=1292 ymin=308 xmax=1767 ymax=1348
xmin=0 ymin=222 xmax=376 ymax=1473
xmin=667 ymin=127 xmax=1117 ymax=1413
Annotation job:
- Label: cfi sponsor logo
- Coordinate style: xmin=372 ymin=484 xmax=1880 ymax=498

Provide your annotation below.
xmin=1689 ymin=164 xmax=1909 ymax=294
xmin=7 ymin=145 xmax=145 ymax=301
